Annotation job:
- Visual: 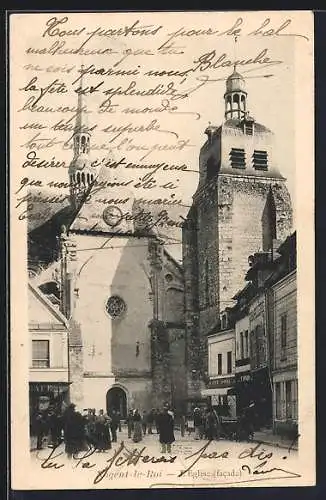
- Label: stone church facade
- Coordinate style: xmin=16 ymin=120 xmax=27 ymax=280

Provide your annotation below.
xmin=183 ymin=66 xmax=293 ymax=402
xmin=27 ymin=83 xmax=186 ymax=417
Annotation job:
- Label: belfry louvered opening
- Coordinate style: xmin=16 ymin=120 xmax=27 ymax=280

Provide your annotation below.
xmin=230 ymin=148 xmax=245 ymax=169
xmin=253 ymin=150 xmax=268 ymax=170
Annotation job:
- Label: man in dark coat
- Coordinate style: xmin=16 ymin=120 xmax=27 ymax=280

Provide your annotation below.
xmin=205 ymin=408 xmax=217 ymax=440
xmin=157 ymin=404 xmax=175 ymax=453
xmin=147 ymin=409 xmax=155 ymax=434
xmin=142 ymin=410 xmax=147 ymax=435
xmin=63 ymin=404 xmax=86 ymax=458
xmin=109 ymin=409 xmax=119 ymax=443
xmin=48 ymin=407 xmax=62 ymax=448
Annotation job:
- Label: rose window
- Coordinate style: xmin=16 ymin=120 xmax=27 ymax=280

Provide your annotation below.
xmin=106 ymin=295 xmax=126 ymax=319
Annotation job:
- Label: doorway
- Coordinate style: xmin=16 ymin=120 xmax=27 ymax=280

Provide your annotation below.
xmin=106 ymin=387 xmax=127 ymax=418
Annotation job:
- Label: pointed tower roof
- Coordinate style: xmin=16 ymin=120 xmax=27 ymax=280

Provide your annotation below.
xmin=225 ymin=65 xmax=246 ymax=93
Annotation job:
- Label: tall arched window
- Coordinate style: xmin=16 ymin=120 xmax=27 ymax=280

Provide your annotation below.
xmin=81 ymin=135 xmax=86 ymax=153
xmin=241 ymin=94 xmax=246 ymax=112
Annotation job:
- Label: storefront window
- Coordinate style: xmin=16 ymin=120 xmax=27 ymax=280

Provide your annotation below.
xmin=286 ymin=380 xmax=292 ymax=418
xmin=292 ymin=379 xmax=298 ymax=420
xmin=275 ymin=382 xmax=281 ymax=419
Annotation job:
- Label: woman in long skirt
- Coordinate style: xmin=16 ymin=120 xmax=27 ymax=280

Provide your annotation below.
xmin=132 ymin=409 xmax=143 ymax=443
xmin=95 ymin=410 xmax=112 ymax=451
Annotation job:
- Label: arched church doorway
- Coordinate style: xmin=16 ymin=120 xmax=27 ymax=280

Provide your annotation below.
xmin=106 ymin=387 xmax=127 ymax=418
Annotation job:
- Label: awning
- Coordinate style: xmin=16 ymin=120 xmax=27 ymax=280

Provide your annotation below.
xmin=201 ymin=387 xmax=231 ymax=396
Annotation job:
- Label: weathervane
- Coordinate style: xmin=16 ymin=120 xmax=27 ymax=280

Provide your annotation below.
xmin=233 ymin=34 xmax=239 ymax=70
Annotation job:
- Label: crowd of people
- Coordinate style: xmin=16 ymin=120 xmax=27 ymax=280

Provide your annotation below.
xmin=31 ymin=402 xmax=177 ymax=456
xmin=192 ymin=403 xmax=256 ymax=442
xmin=31 ymin=401 xmax=255 ymax=456
xmin=32 ymin=405 xmax=122 ymax=456
xmin=126 ymin=405 xmax=175 ymax=452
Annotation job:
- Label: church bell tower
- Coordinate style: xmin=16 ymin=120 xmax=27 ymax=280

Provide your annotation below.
xmin=224 ymin=65 xmax=247 ymax=120
xmin=183 ymin=66 xmax=293 ymax=392
xmin=69 ymin=68 xmax=98 ymax=208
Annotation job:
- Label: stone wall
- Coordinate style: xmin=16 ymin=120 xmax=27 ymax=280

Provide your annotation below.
xmin=117 ymin=377 xmax=153 ymax=412
xmin=218 ymin=175 xmax=293 ymax=310
xmin=182 ymin=207 xmax=202 ymax=399
xmin=150 ymin=320 xmax=172 ymax=409
xmin=195 ymin=182 xmax=220 ymax=336
xmin=168 ymin=327 xmax=187 ymax=413
xmin=68 ymin=320 xmax=84 ymax=409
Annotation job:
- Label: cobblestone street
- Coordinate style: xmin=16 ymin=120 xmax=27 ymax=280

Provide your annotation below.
xmin=29 ymin=426 xmax=300 ymax=489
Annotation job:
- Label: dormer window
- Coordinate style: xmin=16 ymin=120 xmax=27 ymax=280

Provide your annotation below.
xmin=244 ymin=121 xmax=254 ymax=135
xmin=242 ymin=112 xmax=255 ymax=135
xmin=253 ymin=150 xmax=268 ymax=170
xmin=230 ymin=148 xmax=245 ymax=169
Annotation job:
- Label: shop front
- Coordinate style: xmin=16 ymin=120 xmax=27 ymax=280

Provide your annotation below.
xmin=229 ymin=371 xmax=254 ymax=416
xmin=202 ymin=376 xmax=236 ymax=417
xmin=228 ymin=368 xmax=272 ymax=427
xmin=29 ymin=382 xmax=70 ymax=435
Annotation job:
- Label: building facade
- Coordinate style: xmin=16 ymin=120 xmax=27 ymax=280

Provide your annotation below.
xmin=28 ymin=283 xmax=70 ymax=432
xmin=228 ymin=233 xmax=297 ymax=436
xmin=202 ymin=311 xmax=236 ymax=417
xmin=270 ymin=234 xmax=298 ymax=437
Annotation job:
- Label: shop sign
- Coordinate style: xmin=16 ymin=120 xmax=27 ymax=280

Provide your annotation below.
xmin=207 ymin=377 xmax=234 ymax=389
xmin=30 ymin=383 xmax=69 ymax=394
xmin=235 ymin=373 xmax=252 ymax=383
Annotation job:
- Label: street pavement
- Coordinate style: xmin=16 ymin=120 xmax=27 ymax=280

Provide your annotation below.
xmin=29 ymin=427 xmax=301 ymax=489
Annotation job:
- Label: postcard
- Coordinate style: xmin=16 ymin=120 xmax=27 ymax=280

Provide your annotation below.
xmin=9 ymin=10 xmax=315 ymax=489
